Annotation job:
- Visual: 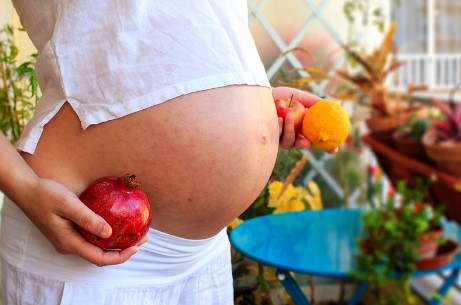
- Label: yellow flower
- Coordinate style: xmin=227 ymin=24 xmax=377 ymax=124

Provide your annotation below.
xmin=228 ymin=218 xmax=243 ymax=229
xmin=268 ymin=180 xmax=322 ymax=213
xmin=246 ymin=265 xmax=279 ymax=284
xmin=305 ymin=180 xmax=322 ymax=210
xmin=268 ymin=181 xmax=305 ymax=213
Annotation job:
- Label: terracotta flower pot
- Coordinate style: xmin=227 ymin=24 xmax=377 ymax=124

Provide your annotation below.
xmin=416 ymin=239 xmax=459 ymax=270
xmin=416 ymin=228 xmax=444 ymax=259
xmin=392 ymin=131 xmax=431 ymax=164
xmin=422 ymin=128 xmax=461 ymax=177
xmin=366 ymin=107 xmax=426 ymax=148
xmin=362 ymin=133 xmax=461 ymax=224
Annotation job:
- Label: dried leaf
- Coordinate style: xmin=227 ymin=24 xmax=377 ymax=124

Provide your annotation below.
xmin=342 ymin=46 xmax=374 ymax=77
xmin=282 ymin=47 xmax=315 ymax=60
xmin=296 ymin=66 xmax=330 ymax=77
xmin=374 ymin=22 xmax=397 ymax=71
xmin=383 ymin=60 xmax=405 ymax=78
xmin=277 ymin=81 xmax=313 ymax=91
xmin=336 ymin=69 xmax=372 ymax=87
xmin=290 ymin=76 xmax=329 ymax=84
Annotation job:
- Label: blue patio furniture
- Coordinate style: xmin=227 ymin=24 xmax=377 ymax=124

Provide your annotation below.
xmin=229 ymin=209 xmax=461 ymax=305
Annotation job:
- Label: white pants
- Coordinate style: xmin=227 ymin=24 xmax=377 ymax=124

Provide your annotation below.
xmin=0 ymin=197 xmax=233 ymax=305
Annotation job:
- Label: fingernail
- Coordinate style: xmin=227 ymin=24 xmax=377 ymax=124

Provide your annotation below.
xmin=98 ymin=223 xmax=111 ymax=238
xmin=299 ymin=140 xmax=310 ymax=148
xmin=97 ymin=224 xmax=105 ymax=236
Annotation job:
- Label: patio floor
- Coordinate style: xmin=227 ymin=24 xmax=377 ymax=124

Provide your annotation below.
xmin=1 ymin=191 xmax=461 ymax=305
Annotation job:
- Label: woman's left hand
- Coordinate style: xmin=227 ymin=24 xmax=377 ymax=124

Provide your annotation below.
xmin=272 ymin=86 xmax=319 ymax=150
xmin=272 ymin=86 xmax=338 ymax=153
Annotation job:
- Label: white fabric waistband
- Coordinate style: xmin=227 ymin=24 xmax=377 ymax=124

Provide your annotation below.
xmin=0 ymin=196 xmax=230 ymax=285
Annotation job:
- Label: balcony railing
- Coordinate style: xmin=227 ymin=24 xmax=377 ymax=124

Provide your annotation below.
xmin=389 ymin=54 xmax=461 ymax=91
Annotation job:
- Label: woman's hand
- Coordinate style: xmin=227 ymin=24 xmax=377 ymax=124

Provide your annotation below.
xmin=272 ymin=86 xmax=338 ymax=153
xmin=24 ymin=177 xmax=147 ymax=266
xmin=0 ymin=133 xmax=145 ymax=267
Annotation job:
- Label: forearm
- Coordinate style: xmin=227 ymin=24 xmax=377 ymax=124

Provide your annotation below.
xmin=0 ymin=133 xmax=38 ymax=206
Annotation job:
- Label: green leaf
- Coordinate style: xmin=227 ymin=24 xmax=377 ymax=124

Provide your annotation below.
xmin=0 ymin=24 xmax=39 ymax=144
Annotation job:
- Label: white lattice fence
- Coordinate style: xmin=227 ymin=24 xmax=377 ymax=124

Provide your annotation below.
xmin=247 ymin=0 xmax=366 ymax=206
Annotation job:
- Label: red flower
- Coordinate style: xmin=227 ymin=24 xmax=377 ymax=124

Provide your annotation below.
xmin=387 ymin=185 xmax=395 ymax=198
xmin=413 ymin=201 xmax=424 ymax=212
xmin=345 ymin=135 xmax=353 ymax=148
xmin=367 ymin=164 xmax=377 ymax=175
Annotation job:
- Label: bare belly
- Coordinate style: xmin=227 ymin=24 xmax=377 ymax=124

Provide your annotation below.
xmin=21 ymin=85 xmax=279 ymax=239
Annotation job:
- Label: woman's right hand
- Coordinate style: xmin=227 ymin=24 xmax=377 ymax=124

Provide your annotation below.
xmin=0 ymin=133 xmax=144 ymax=266
xmin=22 ymin=177 xmax=146 ymax=266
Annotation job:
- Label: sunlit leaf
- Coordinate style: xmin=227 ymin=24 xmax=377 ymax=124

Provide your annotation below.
xmin=282 ymin=47 xmax=315 ymax=60
xmin=342 ymin=45 xmax=374 ymax=77
xmin=295 ymin=66 xmax=330 ymax=77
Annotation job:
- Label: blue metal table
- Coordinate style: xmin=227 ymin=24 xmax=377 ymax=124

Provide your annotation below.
xmin=229 ymin=209 xmax=461 ymax=305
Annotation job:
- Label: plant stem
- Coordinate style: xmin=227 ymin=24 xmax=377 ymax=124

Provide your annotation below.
xmin=277 ymin=154 xmax=308 ymax=199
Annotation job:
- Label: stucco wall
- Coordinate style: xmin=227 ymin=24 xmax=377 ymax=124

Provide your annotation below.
xmin=0 ymin=0 xmax=12 ymax=27
xmin=0 ymin=1 xmax=37 ymax=63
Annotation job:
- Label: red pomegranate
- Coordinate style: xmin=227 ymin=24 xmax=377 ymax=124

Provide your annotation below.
xmin=77 ymin=173 xmax=152 ymax=250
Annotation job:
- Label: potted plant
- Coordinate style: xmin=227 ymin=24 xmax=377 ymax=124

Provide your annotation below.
xmin=335 ymin=22 xmax=426 ymax=146
xmin=422 ymin=96 xmax=461 ymax=176
xmin=392 ymin=109 xmax=432 ymax=163
xmin=0 ymin=24 xmax=38 ymax=145
xmin=352 ymin=176 xmax=448 ymax=305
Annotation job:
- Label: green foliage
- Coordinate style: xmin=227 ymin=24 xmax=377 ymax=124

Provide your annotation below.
xmin=239 ymin=187 xmax=274 ymax=221
xmin=242 ymin=139 xmax=368 ymax=220
xmin=323 ymin=122 xmax=367 ymax=207
xmin=352 ymin=178 xmax=444 ymax=305
xmin=343 ymin=0 xmax=401 ymax=32
xmin=395 ymin=113 xmax=432 ymax=140
xmin=271 ymin=149 xmax=307 ymax=183
xmin=239 ymin=149 xmax=304 ymax=221
xmin=343 ymin=0 xmax=386 ymax=32
xmin=0 ymin=24 xmax=38 ymax=144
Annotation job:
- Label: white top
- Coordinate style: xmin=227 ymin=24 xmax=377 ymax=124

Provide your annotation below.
xmin=13 ymin=0 xmax=270 ymax=153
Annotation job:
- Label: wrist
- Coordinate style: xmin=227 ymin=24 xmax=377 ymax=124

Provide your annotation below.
xmin=0 ymin=134 xmax=39 ymax=209
xmin=5 ymin=171 xmax=39 ymax=207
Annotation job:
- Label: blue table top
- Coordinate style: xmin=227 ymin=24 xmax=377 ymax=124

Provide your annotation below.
xmin=229 ymin=209 xmax=461 ymax=279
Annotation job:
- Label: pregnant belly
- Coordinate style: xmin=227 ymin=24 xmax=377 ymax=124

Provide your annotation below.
xmin=22 ymin=85 xmax=280 ymax=238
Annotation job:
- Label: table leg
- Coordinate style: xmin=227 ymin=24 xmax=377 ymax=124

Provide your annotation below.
xmin=276 ymin=269 xmax=312 ymax=305
xmin=428 ymin=268 xmax=460 ymax=305
xmin=347 ymin=282 xmax=368 ymax=305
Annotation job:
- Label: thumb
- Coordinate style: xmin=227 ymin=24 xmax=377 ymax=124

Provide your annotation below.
xmin=61 ymin=197 xmax=112 ymax=238
xmin=85 ymin=212 xmax=113 ymax=239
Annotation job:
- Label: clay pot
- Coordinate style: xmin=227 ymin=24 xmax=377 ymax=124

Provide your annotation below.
xmin=416 ymin=239 xmax=459 ymax=270
xmin=366 ymin=107 xmax=426 ymax=147
xmin=422 ymin=128 xmax=461 ymax=177
xmin=392 ymin=131 xmax=431 ymax=164
xmin=366 ymin=116 xmax=402 ymax=147
xmin=362 ymin=133 xmax=461 ymax=224
xmin=416 ymin=228 xmax=444 ymax=259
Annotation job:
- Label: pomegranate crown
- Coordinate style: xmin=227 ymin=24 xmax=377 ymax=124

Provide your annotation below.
xmin=119 ymin=173 xmax=142 ymax=188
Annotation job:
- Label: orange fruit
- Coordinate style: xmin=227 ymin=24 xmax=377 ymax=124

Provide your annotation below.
xmin=302 ymin=100 xmax=350 ymax=151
